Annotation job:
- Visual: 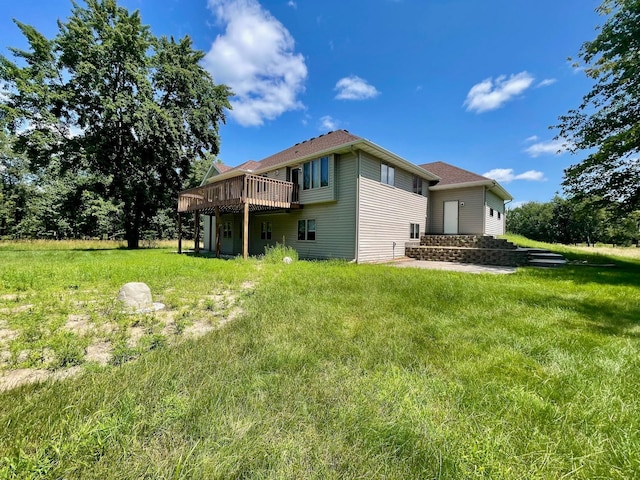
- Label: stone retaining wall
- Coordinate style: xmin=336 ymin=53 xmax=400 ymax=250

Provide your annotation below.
xmin=418 ymin=235 xmax=517 ymax=249
xmin=405 ymin=246 xmax=529 ymax=266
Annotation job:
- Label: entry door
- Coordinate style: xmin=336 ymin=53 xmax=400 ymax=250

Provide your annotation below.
xmin=443 ymin=201 xmax=459 ymax=234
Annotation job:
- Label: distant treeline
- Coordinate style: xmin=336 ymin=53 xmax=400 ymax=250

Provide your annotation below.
xmin=507 ymin=196 xmax=640 ymax=246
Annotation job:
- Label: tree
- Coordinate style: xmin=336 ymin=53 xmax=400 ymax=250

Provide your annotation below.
xmin=506 ymin=201 xmax=555 ymax=242
xmin=556 ymin=0 xmax=640 ymax=214
xmin=0 ymin=0 xmax=231 ymax=247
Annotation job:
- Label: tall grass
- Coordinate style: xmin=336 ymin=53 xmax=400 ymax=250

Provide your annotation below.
xmin=1 ymin=241 xmax=639 ymax=478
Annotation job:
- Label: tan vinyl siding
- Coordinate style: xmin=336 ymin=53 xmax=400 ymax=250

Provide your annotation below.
xmin=485 ymin=190 xmax=506 ymax=235
xmin=429 ymin=187 xmax=485 ymax=234
xmin=357 ymin=177 xmax=428 ymax=263
xmin=394 ymin=168 xmax=414 ymax=194
xmin=248 ymin=154 xmax=357 ymax=259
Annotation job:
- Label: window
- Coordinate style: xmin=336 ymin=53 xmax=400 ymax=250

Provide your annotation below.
xmin=302 ymin=157 xmax=329 ymax=190
xmin=261 ymin=222 xmax=272 ymax=240
xmin=297 ymin=219 xmax=316 ymax=241
xmin=381 ymin=164 xmax=395 ymax=186
xmin=412 ymin=176 xmax=423 ymax=195
xmin=410 ymin=223 xmax=420 ymax=239
xmin=223 ymin=222 xmax=232 ymax=238
xmin=497 ymin=211 xmax=501 ymax=220
xmin=490 ymin=208 xmax=494 ymax=217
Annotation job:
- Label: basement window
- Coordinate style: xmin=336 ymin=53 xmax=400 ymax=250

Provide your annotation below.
xmin=223 ymin=222 xmax=232 ymax=238
xmin=410 ymin=223 xmax=420 ymax=239
xmin=298 ymin=219 xmax=316 ymax=241
xmin=261 ymin=222 xmax=272 ymax=240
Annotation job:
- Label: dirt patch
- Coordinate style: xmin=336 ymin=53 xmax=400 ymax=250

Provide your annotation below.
xmin=86 ymin=342 xmax=112 ymax=365
xmin=63 ymin=314 xmax=93 ymax=335
xmin=0 ymin=304 xmax=34 ymax=314
xmin=183 ymin=320 xmax=215 ymax=339
xmin=0 ymin=366 xmax=83 ymax=392
xmin=0 ymin=328 xmax=18 ymax=342
xmin=0 ymin=281 xmax=257 ymax=392
xmin=0 ymin=294 xmax=21 ymax=301
xmin=127 ymin=326 xmax=146 ymax=348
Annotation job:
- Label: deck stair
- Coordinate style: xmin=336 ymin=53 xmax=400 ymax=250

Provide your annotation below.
xmin=522 ymin=248 xmax=567 ymax=268
xmin=405 ymin=235 xmax=530 ymax=267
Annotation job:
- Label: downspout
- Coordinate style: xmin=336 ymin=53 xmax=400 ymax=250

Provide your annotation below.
xmin=354 ymin=147 xmax=360 ymax=263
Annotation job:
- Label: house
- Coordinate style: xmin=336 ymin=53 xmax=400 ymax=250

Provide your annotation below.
xmin=420 ymin=161 xmax=512 ymax=236
xmin=177 ymin=130 xmax=512 ymax=263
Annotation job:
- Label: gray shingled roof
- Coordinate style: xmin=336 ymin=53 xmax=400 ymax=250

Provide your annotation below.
xmin=216 ymin=130 xmax=362 ymax=173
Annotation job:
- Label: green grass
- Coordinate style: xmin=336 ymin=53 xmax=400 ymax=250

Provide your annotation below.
xmin=1 ymin=240 xmax=639 ymax=478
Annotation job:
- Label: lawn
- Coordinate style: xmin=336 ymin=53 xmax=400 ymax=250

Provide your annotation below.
xmin=0 ymin=240 xmax=639 ymax=478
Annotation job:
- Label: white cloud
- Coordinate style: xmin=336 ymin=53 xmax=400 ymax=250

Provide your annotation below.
xmin=319 ymin=115 xmax=338 ymax=131
xmin=334 ymin=75 xmax=380 ymax=100
xmin=464 ymin=71 xmax=534 ymax=113
xmin=287 ymin=1 xmax=296 ymax=8
xmin=524 ymin=138 xmax=572 ymax=157
xmin=524 ymin=135 xmax=539 ymax=143
xmin=204 ymin=0 xmax=308 ymax=126
xmin=482 ymin=168 xmax=546 ymax=183
xmin=537 ymin=78 xmax=556 ymax=87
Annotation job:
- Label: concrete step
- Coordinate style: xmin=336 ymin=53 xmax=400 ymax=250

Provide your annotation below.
xmin=528 ymin=258 xmax=567 ymax=268
xmin=529 ymin=252 xmax=566 ymax=260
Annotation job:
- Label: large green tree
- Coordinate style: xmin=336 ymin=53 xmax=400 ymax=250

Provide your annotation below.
xmin=0 ymin=0 xmax=231 ymax=247
xmin=556 ymin=0 xmax=640 ymax=214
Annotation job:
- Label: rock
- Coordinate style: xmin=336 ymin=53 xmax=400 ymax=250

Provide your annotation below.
xmin=283 ymin=256 xmax=292 ymax=264
xmin=117 ymin=282 xmax=164 ymax=313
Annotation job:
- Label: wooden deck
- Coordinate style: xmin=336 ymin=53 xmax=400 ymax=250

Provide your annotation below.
xmin=177 ymin=173 xmax=300 ymax=259
xmin=178 ymin=174 xmax=298 ymax=214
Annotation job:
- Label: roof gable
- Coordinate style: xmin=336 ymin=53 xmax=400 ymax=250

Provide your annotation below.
xmin=420 ymin=161 xmax=489 ymax=186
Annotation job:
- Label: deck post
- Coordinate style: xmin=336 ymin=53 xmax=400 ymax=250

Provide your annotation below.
xmin=177 ymin=213 xmax=182 ymax=254
xmin=194 ymin=210 xmax=200 ymax=254
xmin=215 ymin=206 xmax=221 ymax=258
xmin=243 ymin=200 xmax=249 ymax=259
xmin=208 ymin=214 xmax=213 ymax=253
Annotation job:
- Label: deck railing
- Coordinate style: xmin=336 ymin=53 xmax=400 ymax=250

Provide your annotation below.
xmin=178 ymin=174 xmax=297 ymax=213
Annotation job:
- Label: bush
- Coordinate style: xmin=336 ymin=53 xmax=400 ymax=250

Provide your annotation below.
xmin=263 ymin=243 xmax=298 ymax=263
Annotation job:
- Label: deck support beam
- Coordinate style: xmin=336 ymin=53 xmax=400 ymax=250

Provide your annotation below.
xmin=215 ymin=206 xmax=221 ymax=258
xmin=177 ymin=213 xmax=182 ymax=254
xmin=194 ymin=210 xmax=200 ymax=254
xmin=243 ymin=200 xmax=249 ymax=259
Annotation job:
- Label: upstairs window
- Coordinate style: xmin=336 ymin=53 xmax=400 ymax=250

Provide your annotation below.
xmin=303 ymin=157 xmax=329 ymax=190
xmin=412 ymin=176 xmax=423 ymax=195
xmin=381 ymin=164 xmax=395 ymax=186
xmin=490 ymin=208 xmax=494 ymax=217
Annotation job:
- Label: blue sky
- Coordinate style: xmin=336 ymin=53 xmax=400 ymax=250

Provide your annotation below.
xmin=1 ymin=0 xmax=603 ymax=205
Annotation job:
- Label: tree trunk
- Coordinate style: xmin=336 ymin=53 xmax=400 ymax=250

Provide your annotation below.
xmin=124 ymin=200 xmax=141 ymax=249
